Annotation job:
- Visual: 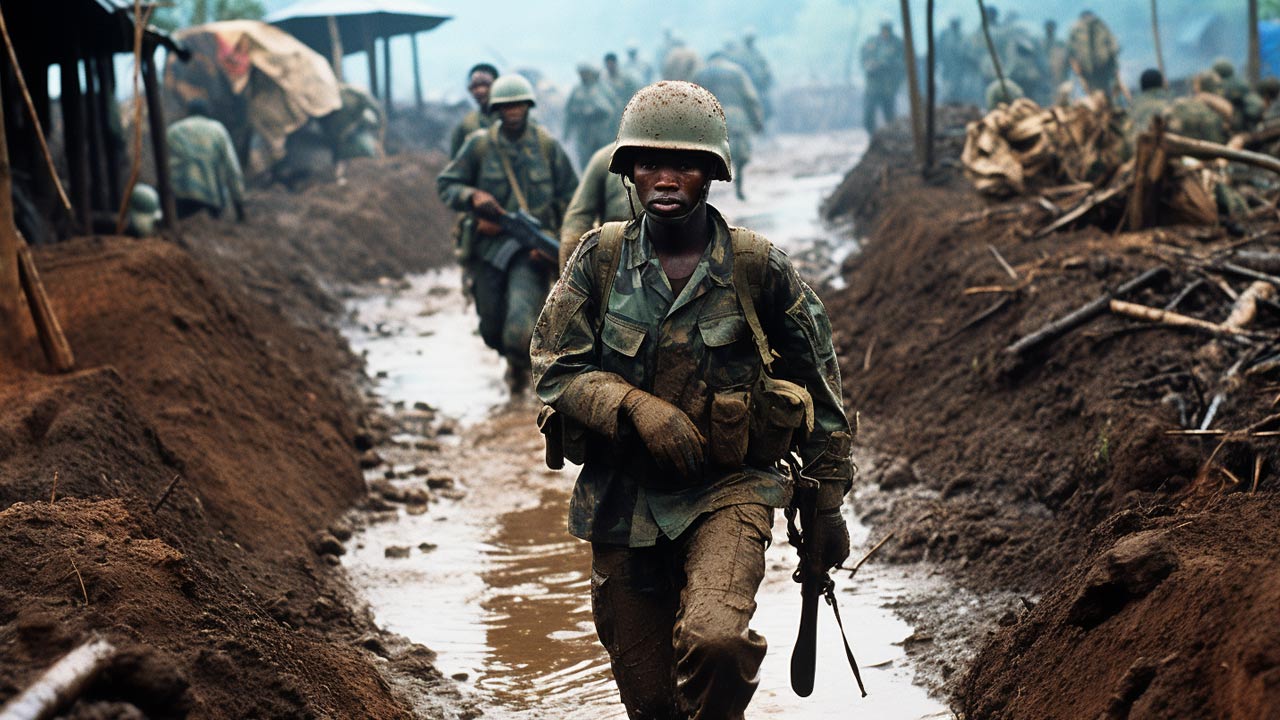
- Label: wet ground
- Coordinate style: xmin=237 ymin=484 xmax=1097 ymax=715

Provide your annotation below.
xmin=340 ymin=131 xmax=957 ymax=718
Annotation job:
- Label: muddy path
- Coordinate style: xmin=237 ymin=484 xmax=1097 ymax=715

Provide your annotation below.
xmin=334 ymin=132 xmax=1002 ymax=718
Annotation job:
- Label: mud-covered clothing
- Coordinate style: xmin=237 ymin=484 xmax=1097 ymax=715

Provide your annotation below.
xmin=559 ymin=142 xmax=634 ymax=270
xmin=448 ymin=108 xmax=495 ymax=158
xmin=564 ymin=79 xmax=621 ymax=169
xmin=591 ymin=503 xmax=772 ymax=720
xmin=1067 ymin=15 xmax=1119 ymax=96
xmin=167 ymin=115 xmax=245 ymax=216
xmin=693 ymin=58 xmax=763 ymax=168
xmin=1217 ymin=75 xmax=1265 ymax=132
xmin=531 ymin=206 xmax=852 ymax=548
xmin=437 ymin=121 xmax=577 ymax=367
xmin=1128 ymin=87 xmax=1171 ymax=138
xmin=1167 ymin=95 xmax=1230 ymax=144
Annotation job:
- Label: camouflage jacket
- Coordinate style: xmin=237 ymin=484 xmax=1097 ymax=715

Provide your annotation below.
xmin=1067 ymin=15 xmax=1118 ymax=87
xmin=559 ymin=142 xmax=634 ymax=269
xmin=1128 ymin=88 xmax=1171 ymax=138
xmin=166 ymin=116 xmax=245 ymax=211
xmin=564 ymin=80 xmax=621 ymax=140
xmin=437 ymin=122 xmax=579 ymax=268
xmin=693 ymin=58 xmax=764 ymax=134
xmin=1167 ymin=95 xmax=1229 ymax=145
xmin=449 ymin=108 xmax=495 ymax=158
xmin=531 ymin=207 xmax=853 ymax=547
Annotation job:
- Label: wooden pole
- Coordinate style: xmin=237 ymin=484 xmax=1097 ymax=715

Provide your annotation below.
xmin=411 ymin=33 xmax=423 ymax=112
xmin=16 ymin=234 xmax=74 ymax=372
xmin=141 ymin=48 xmax=177 ymax=231
xmin=899 ymin=0 xmax=924 ymax=162
xmin=0 ymin=78 xmax=19 ymax=354
xmin=976 ymin=0 xmax=1009 ymax=103
xmin=60 ymin=56 xmax=91 ymax=234
xmin=1150 ymin=0 xmax=1166 ymax=80
xmin=364 ymin=20 xmax=379 ymax=100
xmin=1249 ymin=0 xmax=1261 ymax=85
xmin=94 ymin=56 xmax=121 ymax=212
xmin=924 ymin=0 xmax=936 ymax=174
xmin=84 ymin=55 xmax=107 ymax=216
xmin=326 ymin=16 xmax=344 ymax=81
xmin=381 ymin=34 xmax=393 ymax=118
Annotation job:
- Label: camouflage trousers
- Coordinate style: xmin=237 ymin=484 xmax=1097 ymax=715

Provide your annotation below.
xmin=466 ymin=254 xmax=550 ymax=370
xmin=590 ymin=503 xmax=772 ymax=720
xmin=863 ymin=88 xmax=897 ymax=133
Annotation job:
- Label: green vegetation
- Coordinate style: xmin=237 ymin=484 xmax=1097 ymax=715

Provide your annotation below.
xmin=150 ymin=0 xmax=266 ymax=31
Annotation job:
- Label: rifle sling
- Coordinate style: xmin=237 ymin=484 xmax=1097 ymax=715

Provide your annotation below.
xmin=495 ymin=139 xmax=530 ymax=213
xmin=825 ymin=584 xmax=868 ymax=697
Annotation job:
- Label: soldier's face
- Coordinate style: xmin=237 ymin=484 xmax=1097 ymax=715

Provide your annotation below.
xmin=495 ymin=102 xmax=531 ymax=134
xmin=632 ymin=151 xmax=711 ymax=221
xmin=469 ymin=72 xmax=494 ymax=106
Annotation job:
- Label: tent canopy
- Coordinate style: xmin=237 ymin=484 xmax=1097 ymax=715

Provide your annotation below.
xmin=265 ymin=0 xmax=451 ymax=53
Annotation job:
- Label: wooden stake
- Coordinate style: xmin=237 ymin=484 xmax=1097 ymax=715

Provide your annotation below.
xmin=142 ymin=50 xmax=177 ymax=231
xmin=327 ymin=15 xmax=345 ymax=81
xmin=1249 ymin=0 xmax=1261 ymax=86
xmin=975 ymin=0 xmax=1010 ymax=103
xmin=845 ymin=532 xmax=895 ymax=577
xmin=17 ymin=233 xmax=75 ymax=372
xmin=115 ymin=0 xmax=154 ymax=235
xmin=1150 ymin=0 xmax=1166 ymax=80
xmin=0 ymin=637 xmax=114 ymax=720
xmin=1163 ymin=132 xmax=1280 ymax=175
xmin=899 ymin=0 xmax=924 ymax=163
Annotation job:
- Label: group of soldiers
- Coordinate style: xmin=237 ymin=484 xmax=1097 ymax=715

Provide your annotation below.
xmin=1128 ymin=59 xmax=1277 ymax=146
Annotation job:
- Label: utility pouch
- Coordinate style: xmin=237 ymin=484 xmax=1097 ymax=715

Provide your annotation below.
xmin=537 ymin=405 xmax=587 ymax=470
xmin=747 ymin=374 xmax=814 ymax=467
xmin=454 ymin=214 xmax=477 ymax=262
xmin=709 ymin=390 xmax=751 ymax=468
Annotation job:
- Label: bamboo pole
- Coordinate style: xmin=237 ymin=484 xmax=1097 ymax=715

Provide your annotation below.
xmin=1150 ymin=0 xmax=1166 ymax=80
xmin=899 ymin=0 xmax=924 ymax=162
xmin=1249 ymin=0 xmax=1261 ymax=86
xmin=924 ymin=0 xmax=936 ymax=174
xmin=116 ymin=0 xmax=153 ymax=235
xmin=975 ymin=0 xmax=1009 ymax=103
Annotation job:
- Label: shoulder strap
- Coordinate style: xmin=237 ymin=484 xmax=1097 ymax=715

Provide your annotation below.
xmin=490 ymin=125 xmax=531 ymax=213
xmin=729 ymin=227 xmax=774 ymax=370
xmin=593 ymin=222 xmax=628 ymax=334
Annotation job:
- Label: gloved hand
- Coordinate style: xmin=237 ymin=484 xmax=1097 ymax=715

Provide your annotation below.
xmin=621 ymin=389 xmax=706 ymax=482
xmin=816 ymin=507 xmax=851 ymax=571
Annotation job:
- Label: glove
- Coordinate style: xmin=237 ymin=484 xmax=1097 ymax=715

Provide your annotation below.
xmin=816 ymin=506 xmax=851 ymax=571
xmin=621 ymin=389 xmax=706 ymax=482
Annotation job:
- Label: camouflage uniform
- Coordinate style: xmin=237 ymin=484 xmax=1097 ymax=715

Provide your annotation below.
xmin=1213 ymin=62 xmax=1264 ymax=132
xmin=437 ymin=122 xmax=578 ymax=372
xmin=1127 ymin=87 xmax=1171 ymax=139
xmin=1167 ymin=96 xmax=1229 ymax=144
xmin=693 ymin=56 xmax=763 ymax=184
xmin=559 ymin=142 xmax=634 ymax=269
xmin=449 ymin=108 xmax=495 ymax=158
xmin=861 ymin=29 xmax=905 ymax=132
xmin=564 ymin=73 xmax=622 ymax=169
xmin=1067 ymin=13 xmax=1119 ymax=99
xmin=531 ymin=206 xmax=852 ymax=719
xmin=166 ymin=115 xmax=245 ymax=219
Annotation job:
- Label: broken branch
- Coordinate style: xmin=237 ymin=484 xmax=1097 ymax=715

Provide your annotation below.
xmin=0 ymin=637 xmax=114 ymax=720
xmin=1004 ymin=266 xmax=1168 ymax=356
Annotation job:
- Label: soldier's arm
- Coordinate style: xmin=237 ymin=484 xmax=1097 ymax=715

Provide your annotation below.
xmin=532 ymin=231 xmax=636 ymax=438
xmin=436 ymin=134 xmax=484 ymax=211
xmin=762 ymin=248 xmax=854 ymax=505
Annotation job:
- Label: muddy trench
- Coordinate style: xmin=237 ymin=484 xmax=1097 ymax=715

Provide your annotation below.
xmin=335 ymin=132 xmax=995 ymax=718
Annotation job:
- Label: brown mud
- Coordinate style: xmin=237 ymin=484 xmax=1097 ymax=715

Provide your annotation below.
xmin=825 ymin=112 xmax=1280 ymax=717
xmin=0 ymin=152 xmax=462 ymax=717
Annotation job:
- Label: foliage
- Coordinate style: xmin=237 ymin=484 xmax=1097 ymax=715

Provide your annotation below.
xmin=149 ymin=0 xmax=266 ymax=31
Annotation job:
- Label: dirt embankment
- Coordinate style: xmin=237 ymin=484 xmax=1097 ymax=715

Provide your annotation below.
xmin=825 ymin=116 xmax=1280 ymax=717
xmin=1 ymin=152 xmax=457 ymax=717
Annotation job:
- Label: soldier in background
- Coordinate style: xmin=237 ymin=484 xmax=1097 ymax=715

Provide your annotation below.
xmin=437 ymin=75 xmax=578 ymax=392
xmin=938 ymin=17 xmax=977 ymax=104
xmin=1127 ymin=69 xmax=1171 ymax=139
xmin=735 ymin=29 xmax=775 ymax=122
xmin=1258 ymin=77 xmax=1280 ymax=119
xmin=694 ymin=53 xmax=764 ymax=200
xmin=1067 ymin=11 xmax=1121 ymax=100
xmin=1211 ymin=59 xmax=1264 ymax=132
xmin=558 ymin=141 xmax=634 ymax=270
xmin=1043 ymin=20 xmax=1069 ymax=92
xmin=623 ymin=41 xmax=653 ymax=85
xmin=565 ymin=63 xmax=622 ymax=170
xmin=321 ymin=83 xmax=383 ymax=161
xmin=603 ymin=53 xmax=642 ymax=110
xmin=861 ymin=22 xmax=905 ymax=133
xmin=167 ymin=99 xmax=245 ymax=222
xmin=1167 ymin=72 xmax=1233 ymax=144
xmin=449 ymin=63 xmax=499 ymax=158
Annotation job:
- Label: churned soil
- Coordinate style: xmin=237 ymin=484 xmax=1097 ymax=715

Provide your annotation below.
xmin=0 ymin=151 xmax=458 ymax=717
xmin=824 ymin=115 xmax=1280 ymax=716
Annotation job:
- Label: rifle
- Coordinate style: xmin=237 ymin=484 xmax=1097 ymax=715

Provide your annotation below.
xmin=496 ymin=209 xmax=560 ymax=260
xmin=786 ymin=464 xmax=867 ymax=699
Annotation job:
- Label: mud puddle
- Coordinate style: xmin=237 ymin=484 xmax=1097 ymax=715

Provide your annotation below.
xmin=340 ymin=132 xmax=952 ymax=718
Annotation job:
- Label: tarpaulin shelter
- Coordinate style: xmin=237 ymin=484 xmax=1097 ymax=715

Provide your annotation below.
xmin=265 ymin=0 xmax=451 ymax=114
xmin=167 ymin=20 xmax=343 ymax=163
xmin=1 ymin=0 xmax=186 ymax=239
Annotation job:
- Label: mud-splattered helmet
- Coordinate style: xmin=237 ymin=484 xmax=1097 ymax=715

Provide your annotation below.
xmin=609 ymin=81 xmax=732 ymax=181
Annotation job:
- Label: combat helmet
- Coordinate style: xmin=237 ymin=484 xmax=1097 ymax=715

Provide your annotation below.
xmin=129 ymin=184 xmax=161 ymax=236
xmin=609 ymin=81 xmax=733 ymax=181
xmin=1212 ymin=58 xmax=1236 ymax=79
xmin=488 ymin=74 xmax=536 ymax=107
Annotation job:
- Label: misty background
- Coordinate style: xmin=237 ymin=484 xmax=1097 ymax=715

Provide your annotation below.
xmin=243 ymin=0 xmax=1253 ymax=103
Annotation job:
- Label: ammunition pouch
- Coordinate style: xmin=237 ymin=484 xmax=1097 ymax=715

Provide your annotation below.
xmin=746 ymin=374 xmax=814 ymax=467
xmin=537 ymin=405 xmax=588 ymax=470
xmin=709 ymin=390 xmax=751 ymax=468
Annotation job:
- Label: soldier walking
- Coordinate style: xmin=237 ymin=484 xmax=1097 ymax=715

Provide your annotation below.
xmin=861 ymin=22 xmax=905 ymax=133
xmin=438 ymin=75 xmax=578 ymax=392
xmin=167 ymin=99 xmax=245 ymax=222
xmin=532 ymin=81 xmax=853 ymax=720
xmin=449 ymin=63 xmax=499 ymax=158
xmin=1067 ymin=11 xmax=1121 ymax=100
xmin=558 ymin=141 xmax=633 ymax=270
xmin=693 ymin=53 xmax=764 ymax=200
xmin=565 ymin=64 xmax=622 ymax=170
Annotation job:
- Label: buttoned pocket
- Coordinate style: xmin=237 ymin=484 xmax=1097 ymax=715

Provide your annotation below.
xmin=698 ymin=312 xmax=748 ymax=347
xmin=602 ymin=313 xmax=646 ymax=358
xmin=698 ymin=312 xmax=757 ymax=388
